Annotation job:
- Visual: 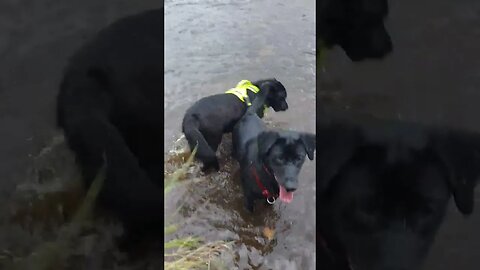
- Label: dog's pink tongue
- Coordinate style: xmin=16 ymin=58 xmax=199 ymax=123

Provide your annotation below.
xmin=279 ymin=185 xmax=294 ymax=203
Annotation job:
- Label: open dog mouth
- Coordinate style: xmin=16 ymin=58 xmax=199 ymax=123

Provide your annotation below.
xmin=278 ymin=184 xmax=294 ymax=203
xmin=274 ymin=176 xmax=294 ymax=203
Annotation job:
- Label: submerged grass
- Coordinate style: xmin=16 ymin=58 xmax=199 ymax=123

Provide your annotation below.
xmin=164 ymin=146 xmax=231 ymax=270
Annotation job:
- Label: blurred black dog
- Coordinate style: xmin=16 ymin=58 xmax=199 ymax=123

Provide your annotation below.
xmin=182 ymin=79 xmax=288 ymax=171
xmin=318 ymin=0 xmax=393 ymax=61
xmin=316 ymin=115 xmax=480 ymax=270
xmin=232 ymin=89 xmax=315 ymax=212
xmin=57 ymin=9 xmax=164 ymax=229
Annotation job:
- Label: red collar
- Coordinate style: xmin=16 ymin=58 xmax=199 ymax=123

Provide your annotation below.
xmin=250 ymin=164 xmax=277 ymax=201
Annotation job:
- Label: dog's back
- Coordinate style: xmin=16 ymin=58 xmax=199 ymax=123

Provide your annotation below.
xmin=182 ymin=79 xmax=288 ymax=171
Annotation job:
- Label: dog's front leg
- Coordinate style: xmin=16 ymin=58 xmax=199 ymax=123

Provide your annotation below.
xmin=240 ymin=172 xmax=255 ymax=212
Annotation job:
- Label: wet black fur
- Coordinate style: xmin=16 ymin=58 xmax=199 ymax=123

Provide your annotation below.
xmin=182 ymin=79 xmax=288 ymax=171
xmin=57 ymin=9 xmax=164 ymax=229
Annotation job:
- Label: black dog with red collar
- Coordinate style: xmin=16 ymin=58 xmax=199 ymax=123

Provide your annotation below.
xmin=232 ymin=86 xmax=315 ymax=212
xmin=250 ymin=163 xmax=278 ymax=204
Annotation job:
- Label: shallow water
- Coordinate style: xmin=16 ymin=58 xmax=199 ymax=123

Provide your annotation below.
xmin=164 ymin=0 xmax=316 ymax=269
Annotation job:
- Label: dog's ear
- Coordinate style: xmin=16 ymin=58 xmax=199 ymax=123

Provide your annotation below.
xmin=257 ymin=131 xmax=279 ymax=157
xmin=316 ymin=122 xmax=361 ymax=192
xmin=300 ymin=133 xmax=316 ymax=160
xmin=258 ymin=81 xmax=274 ymax=93
xmin=432 ymin=129 xmax=480 ymax=215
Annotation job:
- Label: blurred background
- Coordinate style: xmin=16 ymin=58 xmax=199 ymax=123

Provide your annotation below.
xmin=319 ymin=0 xmax=480 ymax=269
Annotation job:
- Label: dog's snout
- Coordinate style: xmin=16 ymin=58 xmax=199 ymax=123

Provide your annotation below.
xmin=274 ymin=104 xmax=287 ymax=112
xmin=284 ymin=180 xmax=298 ymax=192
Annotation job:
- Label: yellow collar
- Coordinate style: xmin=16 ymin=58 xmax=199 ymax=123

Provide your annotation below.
xmin=225 ymin=80 xmax=260 ymax=106
xmin=225 ymin=80 xmax=269 ymax=115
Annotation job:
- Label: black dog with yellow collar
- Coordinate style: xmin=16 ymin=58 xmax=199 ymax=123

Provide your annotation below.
xmin=182 ymin=79 xmax=288 ymax=171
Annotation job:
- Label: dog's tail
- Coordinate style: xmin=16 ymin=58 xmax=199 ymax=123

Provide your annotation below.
xmin=181 ymin=114 xmax=219 ymax=170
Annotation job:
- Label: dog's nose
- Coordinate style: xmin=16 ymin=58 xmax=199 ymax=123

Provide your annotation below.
xmin=283 ymin=178 xmax=297 ymax=192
